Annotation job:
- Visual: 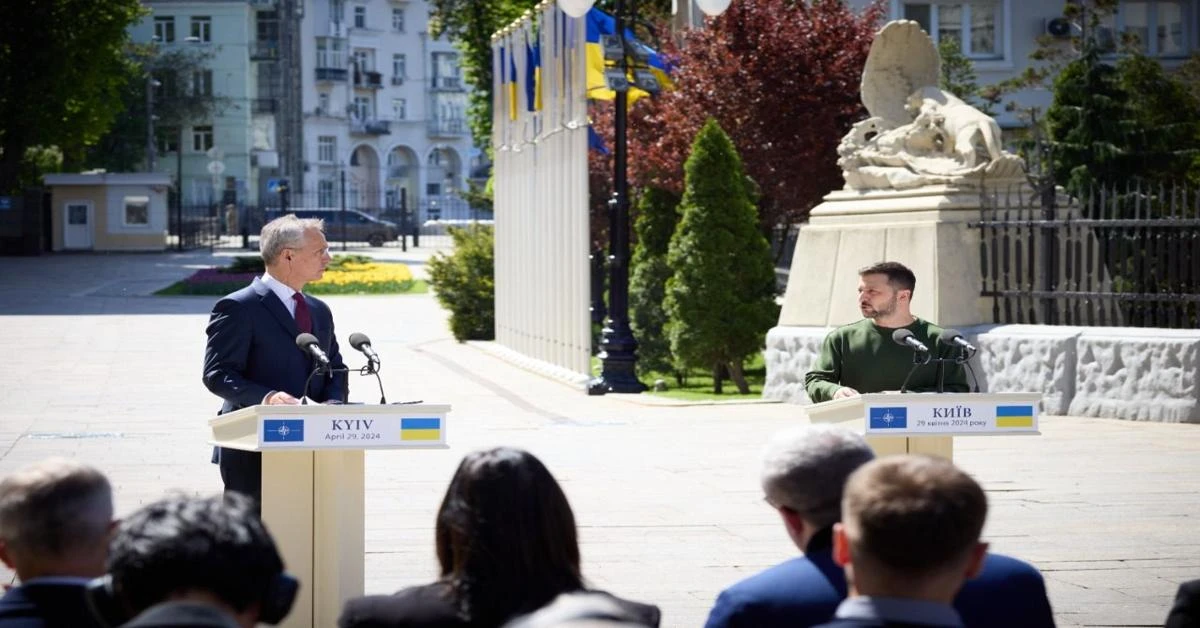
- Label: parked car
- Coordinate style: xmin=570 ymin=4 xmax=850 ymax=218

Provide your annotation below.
xmin=264 ymin=208 xmax=399 ymax=247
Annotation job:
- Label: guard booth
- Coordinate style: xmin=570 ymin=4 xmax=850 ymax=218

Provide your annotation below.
xmin=43 ymin=172 xmax=172 ymax=252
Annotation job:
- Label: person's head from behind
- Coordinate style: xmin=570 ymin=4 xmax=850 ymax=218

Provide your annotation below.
xmin=502 ymin=592 xmax=653 ymax=628
xmin=259 ymin=214 xmax=330 ymax=289
xmin=834 ymin=455 xmax=989 ymax=603
xmin=437 ymin=447 xmax=583 ymax=624
xmin=0 ymin=457 xmax=114 ymax=580
xmin=760 ymin=425 xmax=875 ymax=551
xmin=857 ymin=261 xmax=916 ymax=322
xmin=103 ymin=492 xmax=295 ymax=628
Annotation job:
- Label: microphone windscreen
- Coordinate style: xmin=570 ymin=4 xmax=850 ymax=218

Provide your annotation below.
xmin=940 ymin=329 xmax=964 ymax=345
xmin=348 ymin=332 xmax=371 ymax=350
xmin=296 ymin=333 xmax=319 ymax=350
xmin=891 ymin=328 xmax=914 ymax=346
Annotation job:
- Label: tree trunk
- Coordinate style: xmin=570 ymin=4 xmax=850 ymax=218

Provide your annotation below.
xmin=729 ymin=360 xmax=750 ymax=394
xmin=712 ymin=362 xmax=723 ymax=394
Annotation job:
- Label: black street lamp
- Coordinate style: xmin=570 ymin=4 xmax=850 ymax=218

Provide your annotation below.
xmin=556 ymin=0 xmax=730 ymax=395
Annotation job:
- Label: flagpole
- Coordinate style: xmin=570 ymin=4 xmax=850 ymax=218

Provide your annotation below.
xmin=589 ymin=0 xmax=647 ymax=395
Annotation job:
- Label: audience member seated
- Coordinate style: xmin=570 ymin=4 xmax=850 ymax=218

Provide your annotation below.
xmin=816 ymin=455 xmax=989 ymax=628
xmin=0 ymin=457 xmax=114 ymax=628
xmin=85 ymin=492 xmax=297 ymax=628
xmin=503 ymin=591 xmax=655 ymax=628
xmin=704 ymin=426 xmax=1053 ymax=628
xmin=338 ymin=447 xmax=661 ymax=628
xmin=1165 ymin=579 xmax=1200 ymax=628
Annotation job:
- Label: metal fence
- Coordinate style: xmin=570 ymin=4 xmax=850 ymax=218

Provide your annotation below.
xmin=974 ymin=181 xmax=1200 ymax=328
xmin=167 ymin=201 xmax=493 ymax=252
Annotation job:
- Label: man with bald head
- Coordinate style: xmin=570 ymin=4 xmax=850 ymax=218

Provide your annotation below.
xmin=0 ymin=457 xmax=114 ymax=627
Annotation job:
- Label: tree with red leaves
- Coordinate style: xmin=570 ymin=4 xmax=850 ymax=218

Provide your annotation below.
xmin=589 ymin=0 xmax=884 ymax=239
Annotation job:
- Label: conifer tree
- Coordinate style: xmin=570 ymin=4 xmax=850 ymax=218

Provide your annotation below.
xmin=664 ymin=119 xmax=777 ymax=394
xmin=630 ymin=187 xmax=679 ymax=377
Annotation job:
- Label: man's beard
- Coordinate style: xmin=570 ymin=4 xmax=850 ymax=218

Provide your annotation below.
xmin=863 ymin=294 xmax=898 ymax=319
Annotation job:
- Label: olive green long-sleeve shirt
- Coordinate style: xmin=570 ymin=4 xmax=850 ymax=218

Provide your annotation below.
xmin=803 ymin=318 xmax=970 ymax=403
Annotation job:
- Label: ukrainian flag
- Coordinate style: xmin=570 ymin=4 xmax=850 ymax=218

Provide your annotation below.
xmin=525 ymin=37 xmax=542 ymax=112
xmin=401 ymin=417 xmax=442 ymax=441
xmin=995 ymin=406 xmax=1035 ymax=428
xmin=585 ymin=8 xmax=671 ymax=103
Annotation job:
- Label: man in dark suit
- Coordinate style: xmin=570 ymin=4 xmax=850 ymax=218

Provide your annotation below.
xmin=0 ymin=458 xmax=113 ymax=627
xmin=203 ymin=214 xmax=348 ymax=501
xmin=817 ymin=455 xmax=990 ymax=628
xmin=90 ymin=493 xmax=297 ymax=628
xmin=704 ymin=426 xmax=1054 ymax=628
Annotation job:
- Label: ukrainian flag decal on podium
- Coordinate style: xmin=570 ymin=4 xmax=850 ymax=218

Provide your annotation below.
xmin=401 ymin=417 xmax=442 ymax=441
xmin=995 ymin=406 xmax=1035 ymax=428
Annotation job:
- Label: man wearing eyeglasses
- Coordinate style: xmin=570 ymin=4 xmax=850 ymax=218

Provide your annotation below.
xmin=202 ymin=214 xmax=349 ymax=503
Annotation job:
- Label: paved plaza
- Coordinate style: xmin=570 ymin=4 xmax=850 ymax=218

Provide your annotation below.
xmin=0 ymin=250 xmax=1197 ymax=627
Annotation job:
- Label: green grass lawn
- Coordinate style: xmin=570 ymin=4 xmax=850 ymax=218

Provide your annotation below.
xmin=592 ymin=352 xmax=767 ymax=401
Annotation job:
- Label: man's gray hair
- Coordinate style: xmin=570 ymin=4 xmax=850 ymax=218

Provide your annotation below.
xmin=0 ymin=457 xmax=113 ymax=559
xmin=260 ymin=214 xmax=325 ymax=265
xmin=760 ymin=425 xmax=875 ymax=528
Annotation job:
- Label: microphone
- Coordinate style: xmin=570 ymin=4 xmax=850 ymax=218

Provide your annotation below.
xmin=939 ymin=329 xmax=978 ymax=353
xmin=296 ymin=333 xmax=331 ymax=370
xmin=348 ymin=332 xmax=381 ymax=370
xmin=892 ymin=328 xmax=930 ymax=354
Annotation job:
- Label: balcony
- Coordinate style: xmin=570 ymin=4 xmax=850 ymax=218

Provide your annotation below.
xmin=351 ymin=119 xmax=391 ymax=136
xmin=391 ymin=75 xmax=404 ymax=86
xmin=354 ymin=70 xmax=383 ymax=89
xmin=427 ymin=118 xmax=468 ymax=137
xmin=431 ymin=76 xmax=463 ymax=91
xmin=316 ymin=67 xmax=348 ymax=82
xmin=251 ymin=98 xmax=277 ymax=114
xmin=250 ymin=40 xmax=279 ymax=60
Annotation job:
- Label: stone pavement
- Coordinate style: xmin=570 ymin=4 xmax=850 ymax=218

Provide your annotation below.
xmin=0 ymin=251 xmax=1197 ymax=627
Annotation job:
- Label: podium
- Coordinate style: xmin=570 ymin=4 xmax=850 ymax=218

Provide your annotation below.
xmin=804 ymin=392 xmax=1041 ymax=460
xmin=209 ymin=403 xmax=450 ymax=628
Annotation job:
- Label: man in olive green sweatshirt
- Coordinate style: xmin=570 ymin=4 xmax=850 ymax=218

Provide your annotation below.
xmin=804 ymin=261 xmax=969 ymax=403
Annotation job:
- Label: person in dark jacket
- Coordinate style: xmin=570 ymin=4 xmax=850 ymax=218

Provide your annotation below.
xmin=339 ymin=448 xmax=661 ymax=628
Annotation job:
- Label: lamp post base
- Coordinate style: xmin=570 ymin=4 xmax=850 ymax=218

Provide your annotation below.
xmin=588 ymin=324 xmax=647 ymax=395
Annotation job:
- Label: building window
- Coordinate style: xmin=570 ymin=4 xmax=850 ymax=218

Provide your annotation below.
xmin=431 ymin=52 xmax=461 ymax=89
xmin=392 ymin=7 xmax=405 ymax=31
xmin=1097 ymin=1 xmax=1188 ymax=57
xmin=154 ymin=16 xmax=175 ymax=43
xmin=318 ymin=180 xmax=336 ymax=207
xmin=316 ymin=37 xmax=346 ymax=69
xmin=392 ymin=98 xmax=406 ymax=120
xmin=354 ymin=5 xmax=366 ymax=28
xmin=318 ymin=136 xmax=337 ymax=163
xmin=157 ymin=127 xmax=180 ymax=153
xmin=123 ymin=196 xmax=150 ymax=226
xmin=192 ymin=70 xmax=213 ymax=97
xmin=192 ymin=125 xmax=214 ymax=152
xmin=353 ymin=49 xmax=373 ymax=72
xmin=317 ymin=92 xmax=330 ymax=114
xmin=903 ymin=2 xmax=1003 ymax=59
xmin=190 ymin=16 xmax=212 ymax=43
xmin=67 ymin=203 xmax=89 ymax=225
xmin=352 ymin=96 xmax=371 ymax=120
xmin=392 ymin=54 xmax=406 ymax=84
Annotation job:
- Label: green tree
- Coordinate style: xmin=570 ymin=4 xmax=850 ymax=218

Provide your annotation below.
xmin=938 ymin=38 xmax=990 ymax=114
xmin=629 ymin=186 xmax=679 ymax=377
xmin=664 ymin=119 xmax=777 ymax=394
xmin=428 ymin=224 xmax=495 ymax=341
xmin=1045 ymin=43 xmax=1129 ymax=194
xmin=0 ymin=0 xmax=146 ymax=192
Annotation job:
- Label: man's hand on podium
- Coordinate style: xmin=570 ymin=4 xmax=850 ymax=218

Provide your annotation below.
xmin=833 ymin=387 xmax=860 ymax=400
xmin=266 ymin=391 xmax=301 ymax=405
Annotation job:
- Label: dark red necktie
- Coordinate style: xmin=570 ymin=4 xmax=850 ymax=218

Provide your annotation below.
xmin=293 ymin=293 xmax=313 ymax=334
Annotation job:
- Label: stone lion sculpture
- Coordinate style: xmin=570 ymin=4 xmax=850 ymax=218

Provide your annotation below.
xmin=838 ymin=20 xmax=1024 ymax=190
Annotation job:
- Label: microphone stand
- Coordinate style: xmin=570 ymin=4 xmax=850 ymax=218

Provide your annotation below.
xmin=302 ymin=365 xmax=350 ymax=404
xmin=899 ymin=351 xmax=931 ymax=393
xmin=361 ymin=359 xmax=386 ymax=404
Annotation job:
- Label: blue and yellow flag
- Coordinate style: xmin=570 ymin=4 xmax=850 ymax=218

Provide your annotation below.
xmin=588 ymin=124 xmax=609 ymax=154
xmin=584 ymin=8 xmax=672 ymax=104
xmin=525 ymin=36 xmax=542 ymax=112
xmin=508 ymin=43 xmax=519 ymax=120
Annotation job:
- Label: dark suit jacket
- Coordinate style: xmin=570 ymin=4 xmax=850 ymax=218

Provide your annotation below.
xmin=202 ymin=277 xmax=348 ymax=497
xmin=121 ymin=601 xmax=241 ymax=627
xmin=704 ymin=528 xmax=1054 ymax=628
xmin=0 ymin=579 xmax=105 ymax=628
xmin=338 ymin=582 xmax=661 ymax=628
xmin=1165 ymin=579 xmax=1200 ymax=628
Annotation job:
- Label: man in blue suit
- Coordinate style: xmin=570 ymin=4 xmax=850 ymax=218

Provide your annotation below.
xmin=0 ymin=458 xmax=113 ymax=627
xmin=704 ymin=426 xmax=1054 ymax=628
xmin=203 ymin=214 xmax=348 ymax=502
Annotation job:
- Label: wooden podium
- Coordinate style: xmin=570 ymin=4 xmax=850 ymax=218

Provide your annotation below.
xmin=209 ymin=403 xmax=450 ymax=628
xmin=804 ymin=392 xmax=1041 ymax=460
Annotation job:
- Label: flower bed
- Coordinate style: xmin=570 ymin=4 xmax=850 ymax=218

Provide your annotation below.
xmin=156 ymin=256 xmax=425 ymax=296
